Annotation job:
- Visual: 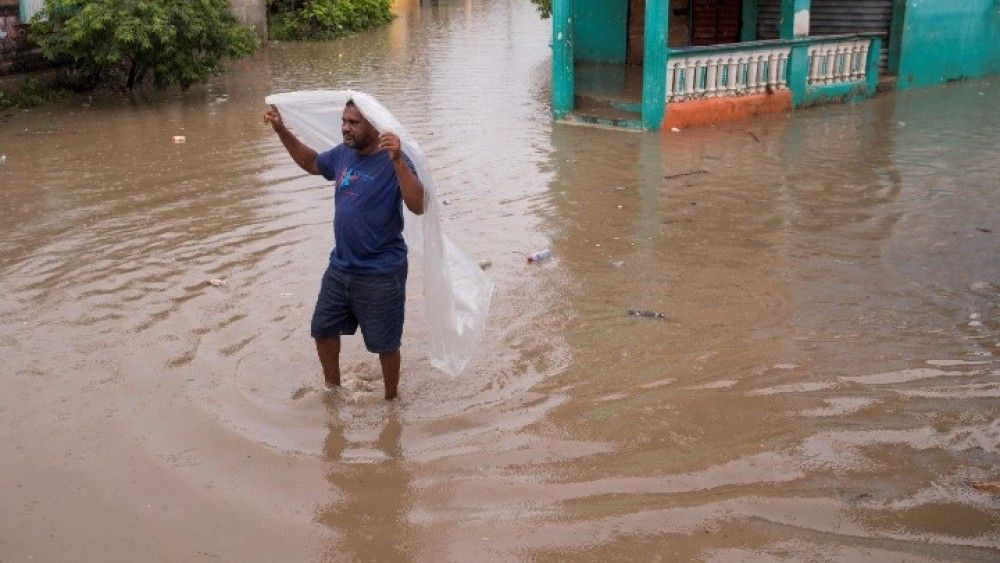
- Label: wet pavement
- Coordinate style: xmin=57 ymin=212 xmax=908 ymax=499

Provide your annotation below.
xmin=1 ymin=0 xmax=998 ymax=560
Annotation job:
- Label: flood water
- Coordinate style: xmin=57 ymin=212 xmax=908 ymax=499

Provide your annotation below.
xmin=1 ymin=0 xmax=998 ymax=560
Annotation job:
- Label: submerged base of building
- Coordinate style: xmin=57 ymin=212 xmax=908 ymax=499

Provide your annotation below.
xmin=551 ymin=0 xmax=999 ymax=133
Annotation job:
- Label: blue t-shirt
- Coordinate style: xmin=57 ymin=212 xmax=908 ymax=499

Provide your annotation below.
xmin=315 ymin=145 xmax=415 ymax=273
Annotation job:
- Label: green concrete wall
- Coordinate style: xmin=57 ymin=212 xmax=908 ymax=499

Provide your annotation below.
xmin=897 ymin=0 xmax=1000 ymax=89
xmin=573 ymin=0 xmax=629 ymax=63
xmin=741 ymin=0 xmax=759 ymax=41
xmin=552 ymin=0 xmax=574 ymax=118
xmin=642 ymin=0 xmax=667 ymax=129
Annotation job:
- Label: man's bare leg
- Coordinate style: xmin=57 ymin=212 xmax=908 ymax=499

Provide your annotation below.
xmin=379 ymin=350 xmax=401 ymax=400
xmin=315 ymin=336 xmax=341 ymax=388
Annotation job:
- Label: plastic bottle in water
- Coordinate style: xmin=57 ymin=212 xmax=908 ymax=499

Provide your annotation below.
xmin=526 ymin=248 xmax=552 ymax=263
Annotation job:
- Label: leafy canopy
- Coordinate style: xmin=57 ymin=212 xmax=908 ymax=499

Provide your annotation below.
xmin=30 ymin=0 xmax=258 ymax=92
xmin=267 ymin=0 xmax=394 ymax=41
xmin=530 ymin=0 xmax=551 ymax=18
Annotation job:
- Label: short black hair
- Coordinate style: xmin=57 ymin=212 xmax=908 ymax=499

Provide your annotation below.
xmin=345 ymin=99 xmax=356 ymax=108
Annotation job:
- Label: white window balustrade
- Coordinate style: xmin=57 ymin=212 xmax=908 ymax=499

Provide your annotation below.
xmin=666 ymin=48 xmax=791 ymax=103
xmin=665 ymin=37 xmax=874 ymax=104
xmin=807 ymin=40 xmax=869 ymax=85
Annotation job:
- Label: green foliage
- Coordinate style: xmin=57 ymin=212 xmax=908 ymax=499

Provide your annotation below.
xmin=530 ymin=0 xmax=551 ymax=19
xmin=268 ymin=0 xmax=394 ymax=41
xmin=29 ymin=0 xmax=258 ymax=92
xmin=0 ymin=78 xmax=65 ymax=111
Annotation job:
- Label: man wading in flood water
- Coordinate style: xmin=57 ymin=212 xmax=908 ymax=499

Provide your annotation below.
xmin=264 ymin=101 xmax=425 ymax=400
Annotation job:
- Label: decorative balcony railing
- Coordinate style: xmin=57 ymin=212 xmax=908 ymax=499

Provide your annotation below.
xmin=667 ymin=46 xmax=790 ymax=102
xmin=666 ymin=34 xmax=881 ymax=104
xmin=807 ymin=38 xmax=871 ymax=86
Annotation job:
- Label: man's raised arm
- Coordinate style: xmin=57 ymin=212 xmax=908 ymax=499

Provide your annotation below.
xmin=379 ymin=132 xmax=425 ymax=215
xmin=264 ymin=105 xmax=320 ymax=175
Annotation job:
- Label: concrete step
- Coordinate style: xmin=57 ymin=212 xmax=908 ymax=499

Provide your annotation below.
xmin=562 ymin=106 xmax=643 ymax=131
xmin=574 ymin=92 xmax=643 ymax=116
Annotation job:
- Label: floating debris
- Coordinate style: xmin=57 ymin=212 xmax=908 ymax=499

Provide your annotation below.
xmin=670 ymin=127 xmax=681 ymax=133
xmin=628 ymin=309 xmax=665 ymax=320
xmin=478 ymin=260 xmax=492 ymax=270
xmin=526 ymin=249 xmax=552 ymax=263
xmin=972 ymin=481 xmax=1000 ymax=495
xmin=746 ymin=131 xmax=761 ymax=142
xmin=172 ymin=135 xmax=186 ymax=144
xmin=207 ymin=278 xmax=226 ymax=287
xmin=664 ymin=170 xmax=709 ymax=180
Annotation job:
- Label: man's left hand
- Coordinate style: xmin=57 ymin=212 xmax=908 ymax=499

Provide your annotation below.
xmin=378 ymin=132 xmax=402 ymax=162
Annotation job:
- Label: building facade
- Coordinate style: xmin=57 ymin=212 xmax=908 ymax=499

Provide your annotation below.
xmin=552 ymin=0 xmax=1000 ymax=130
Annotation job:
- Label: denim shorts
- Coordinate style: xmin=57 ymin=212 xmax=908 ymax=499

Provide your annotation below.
xmin=310 ymin=263 xmax=407 ymax=354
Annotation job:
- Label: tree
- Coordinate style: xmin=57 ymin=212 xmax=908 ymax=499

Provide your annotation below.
xmin=530 ymin=0 xmax=551 ymax=19
xmin=30 ymin=0 xmax=258 ymax=92
xmin=267 ymin=0 xmax=394 ymax=41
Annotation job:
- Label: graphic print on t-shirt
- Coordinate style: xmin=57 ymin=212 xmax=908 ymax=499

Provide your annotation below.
xmin=337 ymin=165 xmax=375 ymax=194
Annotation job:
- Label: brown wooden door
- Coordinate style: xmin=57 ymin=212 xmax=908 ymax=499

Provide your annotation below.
xmin=627 ymin=0 xmax=645 ymax=64
xmin=691 ymin=0 xmax=741 ymax=46
xmin=628 ymin=0 xmax=696 ymax=64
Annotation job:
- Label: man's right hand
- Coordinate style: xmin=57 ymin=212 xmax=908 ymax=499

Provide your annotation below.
xmin=264 ymin=105 xmax=286 ymax=133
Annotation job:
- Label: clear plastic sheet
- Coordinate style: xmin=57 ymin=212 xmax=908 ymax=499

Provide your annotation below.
xmin=264 ymin=90 xmax=493 ymax=375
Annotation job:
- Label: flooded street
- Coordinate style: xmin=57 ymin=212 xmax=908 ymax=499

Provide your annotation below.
xmin=1 ymin=0 xmax=998 ymax=560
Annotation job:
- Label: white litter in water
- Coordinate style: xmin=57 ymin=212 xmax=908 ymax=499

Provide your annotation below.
xmin=264 ymin=90 xmax=493 ymax=376
xmin=670 ymin=127 xmax=681 ymax=133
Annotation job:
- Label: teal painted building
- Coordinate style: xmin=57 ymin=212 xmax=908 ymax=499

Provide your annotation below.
xmin=552 ymin=0 xmax=1000 ymax=130
xmin=894 ymin=0 xmax=1000 ymax=89
xmin=17 ymin=0 xmax=42 ymax=22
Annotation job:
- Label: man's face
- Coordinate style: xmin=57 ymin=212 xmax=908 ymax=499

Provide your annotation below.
xmin=341 ymin=105 xmax=377 ymax=150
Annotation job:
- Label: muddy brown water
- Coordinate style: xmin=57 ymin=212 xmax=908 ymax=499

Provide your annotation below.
xmin=1 ymin=0 xmax=998 ymax=561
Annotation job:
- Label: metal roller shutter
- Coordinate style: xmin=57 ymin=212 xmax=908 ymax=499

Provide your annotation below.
xmin=757 ymin=0 xmax=782 ymax=40
xmin=756 ymin=0 xmax=894 ymax=74
xmin=811 ymin=0 xmax=892 ymax=72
